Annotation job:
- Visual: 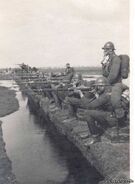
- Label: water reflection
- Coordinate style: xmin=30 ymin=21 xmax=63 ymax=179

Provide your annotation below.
xmin=41 ymin=121 xmax=102 ymax=184
xmin=1 ymin=81 xmax=103 ymax=184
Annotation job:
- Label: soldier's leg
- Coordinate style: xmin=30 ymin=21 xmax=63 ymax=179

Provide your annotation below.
xmin=84 ymin=110 xmax=108 ymax=135
xmin=111 ymin=83 xmax=128 ymax=119
xmin=64 ymin=97 xmax=88 ymax=117
xmin=79 ymin=110 xmax=117 ymax=134
xmin=81 ymin=110 xmax=118 ymax=144
xmin=85 ymin=113 xmax=99 ymax=135
xmin=57 ymin=90 xmax=69 ymax=108
xmin=77 ymin=110 xmax=107 ymax=144
xmin=43 ymin=83 xmax=53 ymax=100
xmin=66 ymin=97 xmax=89 ymax=109
xmin=65 ymin=97 xmax=81 ymax=116
xmin=51 ymin=91 xmax=61 ymax=107
xmin=111 ymin=83 xmax=123 ymax=109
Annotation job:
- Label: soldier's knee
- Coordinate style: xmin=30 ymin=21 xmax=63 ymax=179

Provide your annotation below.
xmin=77 ymin=109 xmax=91 ymax=121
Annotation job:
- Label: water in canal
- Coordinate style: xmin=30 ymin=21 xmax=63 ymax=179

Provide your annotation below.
xmin=1 ymin=81 xmax=103 ymax=184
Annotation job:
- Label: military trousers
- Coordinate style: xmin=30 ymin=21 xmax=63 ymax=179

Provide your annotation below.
xmin=111 ymin=83 xmax=128 ymax=119
xmin=65 ymin=96 xmax=93 ymax=116
xmin=111 ymin=83 xmax=127 ymax=108
xmin=78 ymin=109 xmax=118 ymax=135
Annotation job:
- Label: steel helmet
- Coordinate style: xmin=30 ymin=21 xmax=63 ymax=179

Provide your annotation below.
xmin=94 ymin=77 xmax=108 ymax=86
xmin=102 ymin=41 xmax=116 ymax=50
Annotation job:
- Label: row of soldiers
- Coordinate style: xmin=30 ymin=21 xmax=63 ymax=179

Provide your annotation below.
xmin=29 ymin=41 xmax=129 ymax=144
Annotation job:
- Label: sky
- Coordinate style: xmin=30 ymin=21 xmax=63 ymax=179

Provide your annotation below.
xmin=0 ymin=0 xmax=129 ymax=68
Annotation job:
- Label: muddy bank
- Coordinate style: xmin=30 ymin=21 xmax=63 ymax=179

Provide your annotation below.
xmin=0 ymin=86 xmax=19 ymax=117
xmin=0 ymin=121 xmax=18 ymax=184
xmin=0 ymin=86 xmax=19 ymax=184
xmin=25 ymin=87 xmax=129 ymax=184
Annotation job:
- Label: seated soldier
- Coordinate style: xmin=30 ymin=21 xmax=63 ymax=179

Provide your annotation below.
xmin=78 ymin=87 xmax=129 ymax=144
xmin=67 ymin=73 xmax=93 ymax=98
xmin=47 ymin=64 xmax=75 ymax=107
xmin=49 ymin=73 xmax=82 ymax=108
xmin=42 ymin=82 xmax=54 ymax=100
xmin=65 ymin=77 xmax=111 ymax=116
xmin=50 ymin=82 xmax=69 ymax=108
xmin=65 ymin=77 xmax=129 ymax=144
xmin=51 ymin=73 xmax=95 ymax=108
xmin=77 ymin=83 xmax=129 ymax=144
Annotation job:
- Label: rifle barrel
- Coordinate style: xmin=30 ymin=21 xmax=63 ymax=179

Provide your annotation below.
xmin=32 ymin=87 xmax=91 ymax=92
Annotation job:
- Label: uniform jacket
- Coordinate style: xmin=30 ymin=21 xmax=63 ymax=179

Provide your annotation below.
xmin=65 ymin=67 xmax=75 ymax=75
xmin=86 ymin=90 xmax=113 ymax=112
xmin=64 ymin=67 xmax=75 ymax=82
xmin=102 ymin=54 xmax=121 ymax=84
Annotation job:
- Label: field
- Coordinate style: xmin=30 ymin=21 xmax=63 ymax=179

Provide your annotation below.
xmin=0 ymin=86 xmax=19 ymax=117
xmin=39 ymin=66 xmax=102 ymax=75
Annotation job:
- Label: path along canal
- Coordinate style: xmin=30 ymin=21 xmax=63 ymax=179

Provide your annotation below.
xmin=0 ymin=80 xmax=102 ymax=184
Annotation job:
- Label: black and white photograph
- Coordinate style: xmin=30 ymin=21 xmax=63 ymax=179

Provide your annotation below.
xmin=0 ymin=0 xmax=133 ymax=184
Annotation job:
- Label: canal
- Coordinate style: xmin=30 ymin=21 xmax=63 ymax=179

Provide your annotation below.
xmin=1 ymin=81 xmax=103 ymax=184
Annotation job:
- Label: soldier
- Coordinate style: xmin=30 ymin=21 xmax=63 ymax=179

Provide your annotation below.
xmin=49 ymin=64 xmax=75 ymax=107
xmin=65 ymin=77 xmax=111 ymax=116
xmin=77 ymin=78 xmax=129 ymax=144
xmin=79 ymin=92 xmax=129 ymax=144
xmin=101 ymin=41 xmax=121 ymax=84
xmin=47 ymin=63 xmax=75 ymax=107
xmin=64 ymin=63 xmax=75 ymax=83
xmin=51 ymin=74 xmax=85 ymax=108
xmin=101 ymin=42 xmax=130 ymax=119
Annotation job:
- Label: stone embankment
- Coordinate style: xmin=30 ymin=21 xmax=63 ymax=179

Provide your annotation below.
xmin=0 ymin=86 xmax=19 ymax=184
xmin=21 ymin=83 xmax=130 ymax=184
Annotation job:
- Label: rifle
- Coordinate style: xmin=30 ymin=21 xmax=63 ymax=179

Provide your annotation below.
xmin=18 ymin=80 xmax=70 ymax=85
xmin=15 ymin=74 xmax=96 ymax=81
xmin=31 ymin=87 xmax=93 ymax=92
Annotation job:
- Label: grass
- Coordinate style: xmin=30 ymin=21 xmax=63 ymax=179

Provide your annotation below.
xmin=0 ymin=86 xmax=19 ymax=183
xmin=0 ymin=86 xmax=19 ymax=117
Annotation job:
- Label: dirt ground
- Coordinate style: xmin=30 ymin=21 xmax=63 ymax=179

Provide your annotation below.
xmin=0 ymin=86 xmax=19 ymax=184
xmin=0 ymin=86 xmax=19 ymax=117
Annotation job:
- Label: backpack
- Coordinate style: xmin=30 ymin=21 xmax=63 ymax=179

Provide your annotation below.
xmin=119 ymin=55 xmax=130 ymax=79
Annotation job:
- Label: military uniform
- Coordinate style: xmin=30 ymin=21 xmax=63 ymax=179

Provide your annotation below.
xmin=50 ymin=64 xmax=75 ymax=107
xmin=81 ymin=110 xmax=117 ymax=135
xmin=111 ymin=83 xmax=129 ymax=118
xmin=66 ymin=87 xmax=118 ymax=135
xmin=102 ymin=54 xmax=121 ymax=84
xmin=66 ymin=85 xmax=112 ymax=112
xmin=101 ymin=42 xmax=129 ymax=119
xmin=64 ymin=67 xmax=75 ymax=83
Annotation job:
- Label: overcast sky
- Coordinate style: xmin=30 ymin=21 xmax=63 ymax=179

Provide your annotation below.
xmin=0 ymin=0 xmax=129 ymax=68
